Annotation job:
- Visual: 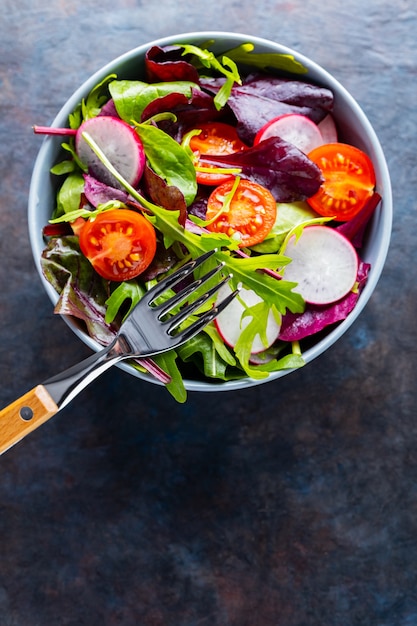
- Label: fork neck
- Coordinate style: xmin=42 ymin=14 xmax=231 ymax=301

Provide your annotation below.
xmin=43 ymin=335 xmax=132 ymax=410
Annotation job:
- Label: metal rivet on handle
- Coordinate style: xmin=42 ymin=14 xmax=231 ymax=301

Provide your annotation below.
xmin=19 ymin=407 xmax=34 ymax=421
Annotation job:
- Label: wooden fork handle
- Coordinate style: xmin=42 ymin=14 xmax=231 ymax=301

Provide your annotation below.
xmin=0 ymin=385 xmax=58 ymax=454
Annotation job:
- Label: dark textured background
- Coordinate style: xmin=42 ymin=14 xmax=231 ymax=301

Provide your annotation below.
xmin=0 ymin=1 xmax=416 ymax=625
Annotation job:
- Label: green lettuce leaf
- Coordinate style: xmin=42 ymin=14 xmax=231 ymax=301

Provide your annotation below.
xmin=109 ymin=79 xmax=197 ymax=123
xmin=251 ymin=201 xmax=320 ymax=253
xmin=54 ymin=172 xmax=85 ymax=218
xmin=134 ymin=123 xmax=198 ymax=206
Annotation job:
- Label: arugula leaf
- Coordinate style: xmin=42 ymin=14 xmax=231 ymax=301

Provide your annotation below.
xmin=221 ymin=253 xmax=304 ymax=314
xmin=50 ymin=200 xmax=125 ymax=224
xmin=202 ymin=324 xmax=237 ymax=367
xmin=177 ymin=332 xmax=238 ymax=381
xmin=222 ymin=43 xmax=308 ymax=75
xmin=234 ymin=304 xmax=305 ymax=377
xmin=279 ymin=214 xmax=334 ymax=254
xmin=152 ymin=350 xmax=187 ymax=403
xmin=177 ymin=44 xmax=242 ymax=110
xmin=233 ymin=302 xmax=273 ymax=379
xmin=82 ymin=74 xmax=118 ymax=120
xmin=80 ymin=132 xmax=304 ymax=316
xmin=105 ymin=280 xmax=145 ymax=324
xmin=148 ymin=205 xmax=232 ymax=253
xmin=254 ymin=352 xmax=305 ymax=373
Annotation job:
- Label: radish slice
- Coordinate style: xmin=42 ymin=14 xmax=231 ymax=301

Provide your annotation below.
xmin=76 ymin=116 xmax=145 ymax=189
xmin=215 ymin=283 xmax=281 ymax=354
xmin=254 ymin=114 xmax=324 ymax=154
xmin=283 ymin=226 xmax=359 ymax=305
xmin=317 ymin=114 xmax=338 ymax=143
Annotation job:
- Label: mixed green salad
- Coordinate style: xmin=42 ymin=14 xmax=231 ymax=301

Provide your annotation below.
xmin=35 ymin=40 xmax=381 ymax=402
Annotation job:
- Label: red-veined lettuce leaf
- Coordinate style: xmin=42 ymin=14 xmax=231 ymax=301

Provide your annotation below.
xmin=201 ymin=136 xmax=323 ymax=202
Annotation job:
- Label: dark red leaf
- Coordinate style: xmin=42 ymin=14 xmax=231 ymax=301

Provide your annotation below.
xmin=201 ymin=136 xmax=323 ymax=202
xmin=145 ymin=45 xmax=200 ymax=83
xmin=143 ymin=165 xmax=187 ymax=225
xmin=200 ymin=74 xmax=334 ymax=144
xmin=335 ymin=192 xmax=382 ymax=248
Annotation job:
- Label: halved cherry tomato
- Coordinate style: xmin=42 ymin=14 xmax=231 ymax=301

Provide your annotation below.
xmin=189 ymin=122 xmax=247 ymax=186
xmin=79 ymin=209 xmax=157 ymax=281
xmin=205 ymin=179 xmax=277 ymax=248
xmin=306 ymin=142 xmax=376 ymax=221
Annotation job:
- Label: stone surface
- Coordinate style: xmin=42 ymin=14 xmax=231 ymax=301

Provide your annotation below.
xmin=0 ymin=1 xmax=416 ymax=624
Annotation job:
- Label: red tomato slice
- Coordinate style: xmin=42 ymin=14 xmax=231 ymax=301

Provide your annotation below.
xmin=79 ymin=209 xmax=157 ymax=281
xmin=189 ymin=122 xmax=247 ymax=186
xmin=205 ymin=179 xmax=277 ymax=248
xmin=306 ymin=143 xmax=376 ymax=221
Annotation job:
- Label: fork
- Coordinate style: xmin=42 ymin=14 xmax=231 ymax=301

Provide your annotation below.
xmin=0 ymin=250 xmax=238 ymax=454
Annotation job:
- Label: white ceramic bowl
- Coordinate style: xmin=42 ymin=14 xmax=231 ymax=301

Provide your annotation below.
xmin=28 ymin=31 xmax=392 ymax=392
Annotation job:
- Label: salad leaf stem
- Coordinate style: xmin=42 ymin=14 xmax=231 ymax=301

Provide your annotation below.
xmin=33 ymin=126 xmax=77 ymax=135
xmin=203 ymin=175 xmax=241 ymax=226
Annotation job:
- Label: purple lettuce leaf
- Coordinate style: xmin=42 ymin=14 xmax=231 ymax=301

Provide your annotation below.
xmin=139 ymin=245 xmax=179 ymax=282
xmin=188 ymin=189 xmax=211 ymax=221
xmin=83 ymin=174 xmax=130 ymax=207
xmin=200 ymin=74 xmax=334 ymax=144
xmin=238 ymin=74 xmax=334 ymax=111
xmin=41 ymin=235 xmax=115 ymax=345
xmin=84 ymin=167 xmax=188 ymax=225
xmin=279 ymin=261 xmax=371 ymax=341
xmin=98 ymin=98 xmax=119 ymax=117
xmin=201 ymin=136 xmax=323 ymax=202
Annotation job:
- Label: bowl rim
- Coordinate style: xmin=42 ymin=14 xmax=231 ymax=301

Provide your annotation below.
xmin=28 ymin=30 xmax=393 ymax=392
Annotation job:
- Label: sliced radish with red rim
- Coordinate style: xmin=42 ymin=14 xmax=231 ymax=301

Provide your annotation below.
xmin=215 ymin=283 xmax=281 ymax=354
xmin=283 ymin=225 xmax=359 ymax=305
xmin=254 ymin=113 xmax=324 ymax=154
xmin=75 ymin=116 xmax=146 ymax=190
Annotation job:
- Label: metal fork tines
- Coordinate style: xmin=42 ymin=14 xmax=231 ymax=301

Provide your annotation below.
xmin=121 ymin=249 xmax=239 ymax=355
xmin=42 ymin=250 xmax=239 ymax=409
